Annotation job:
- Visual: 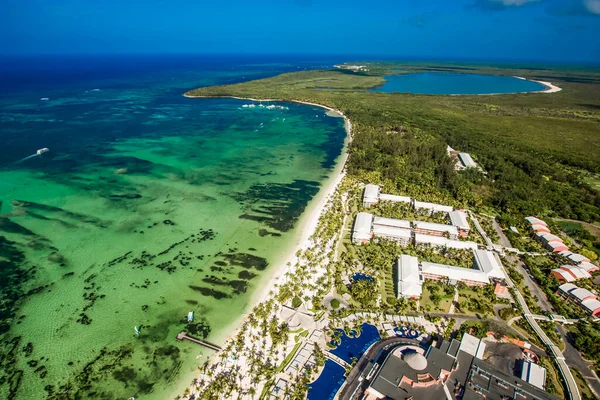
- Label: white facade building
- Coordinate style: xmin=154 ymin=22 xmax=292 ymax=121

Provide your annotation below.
xmin=352 ymin=212 xmax=373 ymax=244
xmin=363 ymin=184 xmax=380 ymax=208
xmin=397 ymin=255 xmax=423 ymax=298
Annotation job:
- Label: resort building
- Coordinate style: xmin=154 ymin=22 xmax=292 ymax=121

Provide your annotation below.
xmin=413 ymin=201 xmax=454 ymax=215
xmin=520 ymin=361 xmax=547 ymax=390
xmin=352 ymin=212 xmax=373 ymax=244
xmin=473 ymin=249 xmax=506 ymax=280
xmin=525 ymin=216 xmax=547 ymax=226
xmin=362 ymin=333 xmax=557 ymax=400
xmin=559 ymin=251 xmax=591 ymax=264
xmin=365 ymin=344 xmax=458 ymax=399
xmin=557 ymin=283 xmax=600 ymax=316
xmin=396 ymin=250 xmax=505 ymax=297
xmin=546 ymin=241 xmax=570 ymax=253
xmin=421 ymin=262 xmax=489 ymax=286
xmin=396 ymin=255 xmax=423 ymax=299
xmin=531 ymin=223 xmax=551 ymax=234
xmin=449 ymin=210 xmax=470 ymax=237
xmin=362 ymin=184 xmax=411 ymax=208
xmin=363 ymin=184 xmax=380 ymax=208
xmin=373 ymin=216 xmax=411 ymax=230
xmin=459 ymin=152 xmax=477 ymax=168
xmin=414 ymin=233 xmax=479 ymax=250
xmin=580 ymin=262 xmax=600 ymax=273
xmin=372 ymin=225 xmax=412 ymax=246
xmin=550 ymin=265 xmax=591 ymax=283
xmin=379 ymin=193 xmax=412 ymax=204
xmin=372 ymin=216 xmax=412 ymax=245
xmin=535 ymin=232 xmax=569 ymax=253
xmin=412 ymin=221 xmax=458 ymax=240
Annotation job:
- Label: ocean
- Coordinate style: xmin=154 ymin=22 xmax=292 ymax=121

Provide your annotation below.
xmin=0 ymin=54 xmax=347 ymax=399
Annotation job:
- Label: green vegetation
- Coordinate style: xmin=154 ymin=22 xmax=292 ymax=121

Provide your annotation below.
xmin=571 ymin=367 xmax=598 ymax=400
xmin=456 ymin=319 xmax=511 ymax=339
xmin=420 ymin=281 xmax=454 ymax=312
xmin=330 ymin=298 xmax=340 ymax=309
xmin=568 ymin=321 xmax=600 ymax=364
xmin=186 ymin=63 xmax=600 ymax=224
xmin=291 ymin=296 xmax=302 ymax=308
xmin=455 ymin=285 xmax=501 ymax=316
xmin=349 ymin=278 xmax=378 ymax=307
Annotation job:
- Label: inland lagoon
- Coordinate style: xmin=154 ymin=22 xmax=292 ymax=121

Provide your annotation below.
xmin=370 ymin=72 xmax=548 ymax=95
xmin=0 ymin=55 xmax=346 ymax=399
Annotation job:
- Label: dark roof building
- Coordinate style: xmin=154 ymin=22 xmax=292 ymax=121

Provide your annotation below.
xmin=362 ymin=333 xmax=559 ymax=400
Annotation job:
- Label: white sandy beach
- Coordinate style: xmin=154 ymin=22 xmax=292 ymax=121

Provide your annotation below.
xmin=181 ymin=94 xmax=352 ymax=396
xmin=513 ymin=76 xmax=562 ymax=93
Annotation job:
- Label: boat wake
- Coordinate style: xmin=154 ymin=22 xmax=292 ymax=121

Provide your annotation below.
xmin=15 ymin=148 xmax=49 ymax=164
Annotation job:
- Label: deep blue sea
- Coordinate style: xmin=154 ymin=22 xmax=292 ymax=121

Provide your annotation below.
xmin=371 ymin=72 xmax=547 ymax=94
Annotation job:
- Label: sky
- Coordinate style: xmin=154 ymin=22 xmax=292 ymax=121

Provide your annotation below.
xmin=1 ymin=0 xmax=599 ymax=63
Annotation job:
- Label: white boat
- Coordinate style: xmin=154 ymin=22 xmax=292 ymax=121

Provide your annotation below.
xmin=40 ymin=98 xmax=49 ymax=101
xmin=36 ymin=148 xmax=49 ymax=155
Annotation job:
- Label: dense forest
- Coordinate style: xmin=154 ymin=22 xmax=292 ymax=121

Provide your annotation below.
xmin=186 ymin=63 xmax=600 ymax=224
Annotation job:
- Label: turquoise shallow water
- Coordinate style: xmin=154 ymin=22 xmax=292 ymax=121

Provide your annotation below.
xmin=370 ymin=72 xmax=547 ymax=94
xmin=0 ymin=55 xmax=346 ymax=399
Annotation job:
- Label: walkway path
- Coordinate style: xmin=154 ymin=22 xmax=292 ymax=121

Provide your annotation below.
xmin=324 ymin=351 xmax=350 ymax=369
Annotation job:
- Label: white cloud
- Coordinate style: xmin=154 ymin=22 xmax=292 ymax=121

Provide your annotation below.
xmin=584 ymin=0 xmax=600 ymax=14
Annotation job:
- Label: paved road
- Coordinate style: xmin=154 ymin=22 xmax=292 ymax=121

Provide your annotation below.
xmin=492 ymin=219 xmax=600 ymax=397
xmin=475 ymin=215 xmax=581 ymax=400
xmin=558 ymin=324 xmax=600 ymax=398
xmin=337 ymin=337 xmax=419 ymax=400
xmin=492 ymin=219 xmax=554 ymax=313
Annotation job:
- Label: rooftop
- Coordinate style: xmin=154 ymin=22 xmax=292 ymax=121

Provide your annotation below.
xmin=525 ymin=216 xmax=547 ymax=226
xmin=363 ymin=184 xmax=380 ymax=202
xmin=558 ymin=282 xmax=578 ymax=293
xmin=379 ymin=193 xmax=411 ymax=203
xmin=373 ymin=216 xmax=411 ymax=229
xmin=474 ymin=249 xmax=506 ymax=280
xmin=552 ymin=268 xmax=576 ymax=282
xmin=354 ymin=212 xmax=373 ymax=235
xmin=449 ymin=210 xmax=470 ymax=230
xmin=421 ymin=261 xmax=489 ymax=284
xmin=582 ymin=298 xmax=600 ymax=313
xmin=520 ymin=360 xmax=546 ymax=389
xmin=372 ymin=224 xmax=412 ymax=239
xmin=570 ymin=287 xmax=595 ymax=301
xmin=413 ymin=221 xmax=458 ymax=235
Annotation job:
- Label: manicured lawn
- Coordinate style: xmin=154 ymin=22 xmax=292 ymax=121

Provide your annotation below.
xmin=455 ymin=287 xmax=494 ymax=316
xmin=420 ymin=285 xmax=453 ymax=313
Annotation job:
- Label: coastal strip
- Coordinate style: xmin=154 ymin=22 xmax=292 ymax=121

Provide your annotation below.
xmin=182 ymin=94 xmax=352 ymax=395
xmin=514 ymin=76 xmax=563 ymax=93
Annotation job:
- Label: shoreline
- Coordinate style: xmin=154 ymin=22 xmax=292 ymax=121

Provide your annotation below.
xmin=513 ymin=76 xmax=563 ymax=93
xmin=182 ymin=93 xmax=352 ymax=386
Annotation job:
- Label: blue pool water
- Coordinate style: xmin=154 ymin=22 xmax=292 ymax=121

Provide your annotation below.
xmin=351 ymin=273 xmax=374 ymax=282
xmin=370 ymin=72 xmax=547 ymax=95
xmin=330 ymin=323 xmax=381 ymax=363
xmin=307 ymin=360 xmax=346 ymax=400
